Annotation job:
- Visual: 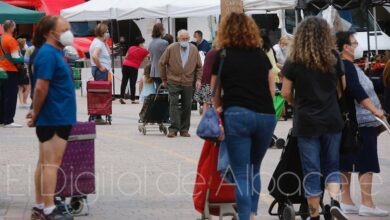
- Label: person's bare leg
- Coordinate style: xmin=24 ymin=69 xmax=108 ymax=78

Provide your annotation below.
xmin=308 ymin=197 xmax=321 ymax=217
xmin=35 ymin=143 xmax=44 ymax=204
xmin=359 ymin=173 xmax=374 ymax=207
xmin=327 ymin=182 xmax=342 ymax=200
xmin=340 ymin=172 xmax=355 ymax=205
xmin=42 ymin=134 xmax=67 ymax=208
xmin=23 ymin=84 xmax=30 ymax=104
xmin=250 ymin=213 xmax=255 ymax=220
xmin=18 ymin=86 xmax=24 ymax=104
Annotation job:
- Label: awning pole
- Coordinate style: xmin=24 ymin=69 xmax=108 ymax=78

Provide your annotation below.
xmin=110 ymin=19 xmax=116 ymax=96
xmin=366 ymin=0 xmax=371 ymax=68
xmin=373 ymin=7 xmax=378 ymax=54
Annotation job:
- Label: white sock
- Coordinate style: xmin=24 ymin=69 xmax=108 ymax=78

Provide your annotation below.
xmin=34 ymin=203 xmax=44 ymax=210
xmin=43 ymin=206 xmax=56 ymax=215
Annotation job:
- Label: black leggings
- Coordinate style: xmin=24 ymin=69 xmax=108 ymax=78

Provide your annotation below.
xmin=121 ymin=66 xmax=138 ymax=101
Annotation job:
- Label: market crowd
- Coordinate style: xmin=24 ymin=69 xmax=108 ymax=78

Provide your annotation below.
xmin=1 ymin=11 xmax=390 ymax=220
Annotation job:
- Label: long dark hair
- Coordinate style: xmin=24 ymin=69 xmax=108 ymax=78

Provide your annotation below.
xmin=32 ymin=15 xmax=60 ymax=48
xmin=151 ymin=23 xmax=164 ymax=38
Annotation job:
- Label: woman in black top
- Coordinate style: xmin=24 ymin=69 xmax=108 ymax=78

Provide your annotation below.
xmin=281 ymin=17 xmax=347 ymax=220
xmin=212 ymin=13 xmax=276 ymax=220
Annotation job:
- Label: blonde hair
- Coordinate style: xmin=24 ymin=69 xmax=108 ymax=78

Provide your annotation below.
xmin=95 ymin=23 xmax=109 ymax=38
xmin=143 ymin=64 xmax=153 ymax=84
xmin=288 ymin=16 xmax=336 ymax=73
xmin=215 ymin=12 xmax=261 ymax=49
xmin=17 ymin=38 xmax=26 ymax=48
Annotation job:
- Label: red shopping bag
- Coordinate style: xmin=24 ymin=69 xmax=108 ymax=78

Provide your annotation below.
xmin=193 ymin=140 xmax=236 ymax=215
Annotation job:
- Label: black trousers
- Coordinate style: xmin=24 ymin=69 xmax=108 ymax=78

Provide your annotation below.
xmin=0 ymin=71 xmax=18 ymax=125
xmin=121 ymin=66 xmax=138 ymax=101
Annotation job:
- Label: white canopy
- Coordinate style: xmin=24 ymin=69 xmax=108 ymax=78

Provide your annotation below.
xmin=244 ymin=0 xmax=296 ymax=13
xmin=61 ymin=0 xmax=297 ymax=22
xmin=61 ymin=0 xmax=221 ymax=21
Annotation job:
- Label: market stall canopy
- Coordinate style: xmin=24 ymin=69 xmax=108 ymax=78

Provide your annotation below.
xmin=61 ymin=0 xmax=221 ymax=21
xmin=61 ymin=0 xmax=300 ymax=22
xmin=116 ymin=0 xmax=221 ymax=20
xmin=296 ymin=0 xmax=390 ymax=10
xmin=0 ymin=2 xmax=45 ymax=24
xmin=244 ymin=0 xmax=296 ymax=13
xmin=1 ymin=0 xmax=85 ymax=15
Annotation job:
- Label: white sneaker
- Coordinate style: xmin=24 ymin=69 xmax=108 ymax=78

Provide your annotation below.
xmin=4 ymin=122 xmax=22 ymax=128
xmin=359 ymin=205 xmax=389 ymax=217
xmin=340 ymin=203 xmax=359 ymax=214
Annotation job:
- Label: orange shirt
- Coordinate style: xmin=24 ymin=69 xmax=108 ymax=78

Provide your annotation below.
xmin=0 ymin=33 xmax=19 ymax=72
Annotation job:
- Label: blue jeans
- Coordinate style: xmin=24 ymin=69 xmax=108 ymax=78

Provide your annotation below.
xmin=91 ymin=66 xmax=108 ymax=81
xmin=224 ymin=106 xmax=276 ymax=220
xmin=297 ymin=132 xmax=342 ymax=198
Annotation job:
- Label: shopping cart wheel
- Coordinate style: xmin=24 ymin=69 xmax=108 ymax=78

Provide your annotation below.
xmin=299 ymin=203 xmax=309 ymax=220
xmin=70 ymin=197 xmax=84 ymax=215
xmin=142 ymin=127 xmax=146 ymax=135
xmin=277 ymin=203 xmax=285 ymax=220
xmin=283 ymin=205 xmax=295 ymax=220
xmin=276 ymin=138 xmax=286 ymax=149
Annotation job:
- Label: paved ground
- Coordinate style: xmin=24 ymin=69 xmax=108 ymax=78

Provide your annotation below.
xmin=1 ymin=91 xmax=390 ymax=220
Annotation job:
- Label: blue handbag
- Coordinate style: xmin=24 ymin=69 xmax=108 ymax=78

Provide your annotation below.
xmin=196 ymin=49 xmax=226 ymax=141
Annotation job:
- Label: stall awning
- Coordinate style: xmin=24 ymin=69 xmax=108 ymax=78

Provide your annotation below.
xmin=1 ymin=0 xmax=85 ymax=15
xmin=0 ymin=2 xmax=45 ymax=24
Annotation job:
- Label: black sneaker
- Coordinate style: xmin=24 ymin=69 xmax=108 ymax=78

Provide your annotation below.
xmin=43 ymin=208 xmax=73 ymax=220
xmin=330 ymin=198 xmax=349 ymax=220
xmin=30 ymin=207 xmax=43 ymax=220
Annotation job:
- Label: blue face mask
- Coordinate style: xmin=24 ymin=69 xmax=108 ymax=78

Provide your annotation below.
xmin=180 ymin=41 xmax=189 ymax=48
xmin=104 ymin=32 xmax=110 ymax=40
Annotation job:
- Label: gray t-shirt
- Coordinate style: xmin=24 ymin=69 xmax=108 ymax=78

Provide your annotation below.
xmin=89 ymin=38 xmax=111 ymax=70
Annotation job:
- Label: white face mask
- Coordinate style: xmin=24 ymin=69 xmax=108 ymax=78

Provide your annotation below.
xmin=180 ymin=41 xmax=189 ymax=48
xmin=56 ymin=30 xmax=74 ymax=47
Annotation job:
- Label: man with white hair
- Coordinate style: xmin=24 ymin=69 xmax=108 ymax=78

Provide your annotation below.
xmin=160 ymin=29 xmax=202 ymax=138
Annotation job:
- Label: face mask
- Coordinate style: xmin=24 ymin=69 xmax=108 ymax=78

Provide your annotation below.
xmin=180 ymin=41 xmax=189 ymax=48
xmin=55 ymin=30 xmax=74 ymax=47
xmin=104 ymin=32 xmax=110 ymax=40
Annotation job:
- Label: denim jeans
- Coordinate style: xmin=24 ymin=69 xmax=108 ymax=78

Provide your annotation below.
xmin=224 ymin=106 xmax=276 ymax=220
xmin=91 ymin=66 xmax=108 ymax=81
xmin=297 ymin=132 xmax=342 ymax=198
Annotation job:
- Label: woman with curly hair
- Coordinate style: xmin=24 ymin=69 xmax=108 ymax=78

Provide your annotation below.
xmin=281 ymin=17 xmax=348 ymax=220
xmin=211 ymin=12 xmax=276 ymax=220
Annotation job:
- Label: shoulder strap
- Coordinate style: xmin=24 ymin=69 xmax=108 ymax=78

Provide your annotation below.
xmin=0 ymin=37 xmax=13 ymax=61
xmin=211 ymin=49 xmax=226 ymax=97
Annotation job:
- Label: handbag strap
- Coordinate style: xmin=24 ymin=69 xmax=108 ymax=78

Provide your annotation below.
xmin=211 ymin=49 xmax=226 ymax=97
xmin=0 ymin=37 xmax=13 ymax=61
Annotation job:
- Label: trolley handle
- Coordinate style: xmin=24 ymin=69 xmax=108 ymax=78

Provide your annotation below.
xmin=375 ymin=116 xmax=390 ymax=135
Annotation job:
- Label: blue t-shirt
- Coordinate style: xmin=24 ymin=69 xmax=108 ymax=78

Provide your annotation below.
xmin=34 ymin=43 xmax=76 ymax=126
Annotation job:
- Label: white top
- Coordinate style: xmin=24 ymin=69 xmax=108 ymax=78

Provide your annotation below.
xmin=89 ymin=38 xmax=111 ymax=70
xmin=273 ymin=44 xmax=287 ymax=66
